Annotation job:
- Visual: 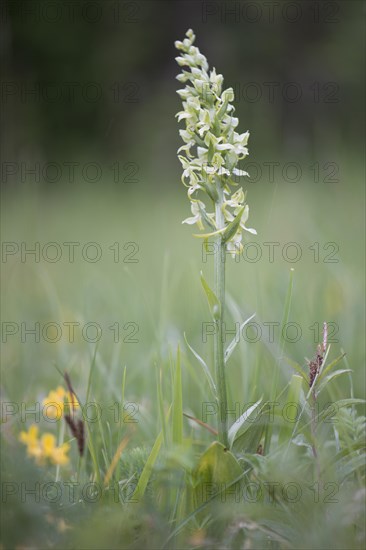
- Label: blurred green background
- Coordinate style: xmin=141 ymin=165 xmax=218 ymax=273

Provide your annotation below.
xmin=1 ymin=0 xmax=365 ymax=452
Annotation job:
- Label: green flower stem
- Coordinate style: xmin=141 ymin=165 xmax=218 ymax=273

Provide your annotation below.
xmin=214 ymin=191 xmax=229 ymax=448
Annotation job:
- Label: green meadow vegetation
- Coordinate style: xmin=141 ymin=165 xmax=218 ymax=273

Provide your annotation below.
xmin=1 ymin=27 xmax=365 ymax=550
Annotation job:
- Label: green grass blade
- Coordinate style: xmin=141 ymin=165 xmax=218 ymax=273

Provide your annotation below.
xmin=172 ymin=345 xmax=183 ymax=445
xmin=156 ymin=363 xmax=168 ymax=447
xmin=224 ymin=312 xmax=256 ymax=365
xmin=115 ymin=365 xmax=127 ymax=482
xmin=278 ymin=374 xmax=303 ymax=446
xmin=317 ymin=353 xmax=346 ymax=383
xmin=131 ymin=430 xmax=163 ymax=502
xmin=83 ymin=344 xmax=101 ymax=485
xmin=85 ymin=343 xmax=98 ymax=405
xmin=132 ymin=406 xmax=172 ymax=502
xmin=284 ymin=356 xmax=307 ymax=381
xmin=265 ymin=269 xmax=294 ymax=454
xmin=279 ymin=268 xmax=295 ymax=352
xmin=317 ymin=369 xmax=352 ymax=395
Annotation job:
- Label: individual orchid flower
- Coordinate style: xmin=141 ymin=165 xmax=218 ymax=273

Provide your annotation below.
xmin=182 ymin=200 xmax=206 ymax=231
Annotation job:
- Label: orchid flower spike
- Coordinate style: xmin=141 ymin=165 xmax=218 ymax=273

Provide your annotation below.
xmin=175 ymin=29 xmax=256 ymax=256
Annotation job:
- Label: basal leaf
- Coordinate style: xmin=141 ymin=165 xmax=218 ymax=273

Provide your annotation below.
xmin=193 ymin=441 xmax=243 ymax=507
xmin=228 ymin=399 xmax=262 ymax=449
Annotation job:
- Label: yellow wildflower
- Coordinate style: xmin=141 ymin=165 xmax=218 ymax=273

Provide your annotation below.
xmin=40 ymin=433 xmax=70 ymax=465
xmin=49 ymin=440 xmax=70 ymax=465
xmin=42 ymin=386 xmax=79 ymax=421
xmin=19 ymin=424 xmax=70 ymax=466
xmin=19 ymin=424 xmax=42 ymax=460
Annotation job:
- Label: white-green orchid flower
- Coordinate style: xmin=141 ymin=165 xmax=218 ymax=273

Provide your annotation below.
xmin=182 ymin=200 xmax=206 ymax=230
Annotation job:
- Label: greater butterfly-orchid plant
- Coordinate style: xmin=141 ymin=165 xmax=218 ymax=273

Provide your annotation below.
xmin=175 ymin=29 xmax=256 ymax=446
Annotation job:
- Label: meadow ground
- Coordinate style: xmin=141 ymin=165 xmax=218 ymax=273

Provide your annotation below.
xmin=1 ymin=163 xmax=365 ymax=548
